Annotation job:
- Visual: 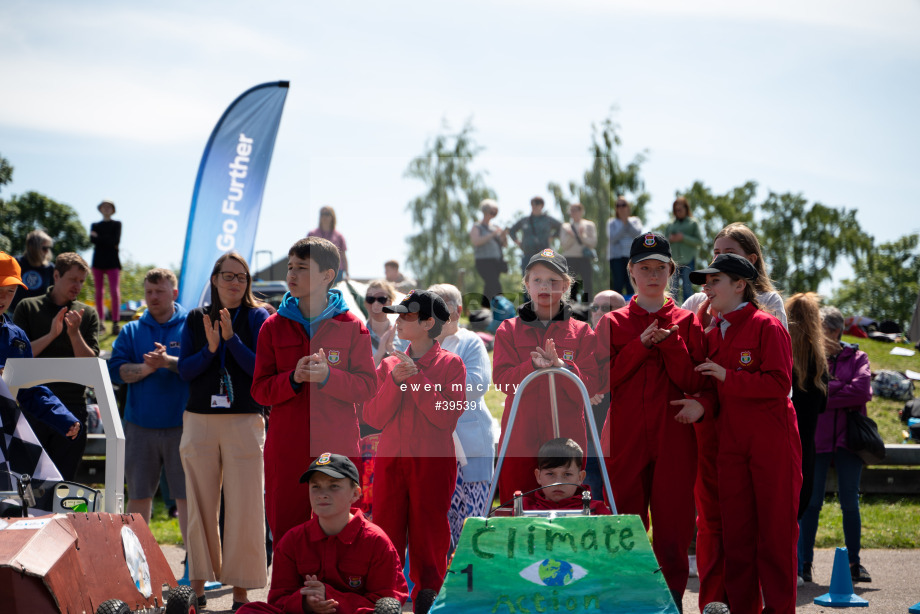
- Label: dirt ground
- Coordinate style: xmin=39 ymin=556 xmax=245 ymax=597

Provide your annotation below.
xmin=160 ymin=544 xmax=920 ymax=613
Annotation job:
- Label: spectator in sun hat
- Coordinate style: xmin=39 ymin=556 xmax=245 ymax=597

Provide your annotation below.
xmin=89 ymin=199 xmax=122 ymax=335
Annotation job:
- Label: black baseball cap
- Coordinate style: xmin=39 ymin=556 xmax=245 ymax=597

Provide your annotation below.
xmin=299 ymin=453 xmax=360 ymax=484
xmin=382 ymin=289 xmax=450 ymax=322
xmin=526 ymin=248 xmax=569 ymax=276
xmin=629 ymin=232 xmax=671 ymax=264
xmin=689 ymin=253 xmax=758 ymax=285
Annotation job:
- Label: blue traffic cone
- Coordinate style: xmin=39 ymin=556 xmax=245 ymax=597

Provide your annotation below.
xmin=814 ymin=547 xmax=868 ymax=607
xmin=909 ymin=601 xmax=920 ymax=613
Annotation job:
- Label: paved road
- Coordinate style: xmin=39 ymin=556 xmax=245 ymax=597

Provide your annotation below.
xmin=161 ymin=545 xmax=920 ymax=613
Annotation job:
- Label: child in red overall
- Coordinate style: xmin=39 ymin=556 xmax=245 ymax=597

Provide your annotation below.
xmin=523 ymin=438 xmax=611 ymax=515
xmin=594 ymin=232 xmax=706 ymax=609
xmin=237 ymin=453 xmax=408 ymax=614
xmin=688 ymin=254 xmax=802 ymax=614
xmin=252 ymin=238 xmax=377 ymax=545
xmin=493 ymin=249 xmax=598 ymax=504
xmin=363 ymin=290 xmax=466 ymax=614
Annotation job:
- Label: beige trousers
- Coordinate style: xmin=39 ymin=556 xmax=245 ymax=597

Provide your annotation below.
xmin=180 ymin=412 xmax=267 ymax=588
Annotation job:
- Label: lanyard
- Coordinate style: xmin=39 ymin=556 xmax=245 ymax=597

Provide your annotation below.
xmin=216 ymin=308 xmax=243 ymax=404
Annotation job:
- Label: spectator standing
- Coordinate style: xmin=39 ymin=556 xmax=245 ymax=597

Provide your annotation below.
xmin=666 ymin=197 xmax=704 ymax=303
xmin=89 ymin=199 xmax=122 ymax=334
xmin=363 ymin=291 xmax=466 ymax=613
xmin=13 ymin=252 xmax=98 ymax=480
xmin=470 ymin=199 xmax=507 ymax=308
xmin=363 ymin=280 xmax=409 ymax=368
xmin=798 ymin=305 xmax=873 ymax=585
xmin=583 ymin=290 xmax=625 ymax=500
xmin=252 ymin=237 xmax=377 ymax=547
xmin=384 ymin=260 xmax=416 ymax=294
xmin=107 ymin=268 xmax=190 ymax=545
xmin=307 ymin=206 xmax=349 ymax=283
xmin=492 ymin=249 xmax=598 ymax=503
xmin=178 ymin=251 xmax=269 ymax=608
xmin=559 ymin=202 xmax=598 ymax=303
xmin=11 ymin=230 xmax=54 ymax=313
xmin=0 ymin=252 xmax=81 ymax=443
xmin=428 ymin=283 xmax=496 ymax=549
xmin=784 ymin=292 xmax=828 ymax=585
xmin=607 ymin=197 xmax=643 ymax=296
xmin=507 ymin=196 xmax=562 ymax=275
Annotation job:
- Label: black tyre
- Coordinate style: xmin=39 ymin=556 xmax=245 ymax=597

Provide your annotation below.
xmin=375 ymin=597 xmax=402 ymax=614
xmin=166 ymin=584 xmax=200 ymax=614
xmin=702 ymin=602 xmax=730 ymax=614
xmin=414 ymin=589 xmax=437 ymax=614
xmin=96 ymin=600 xmax=130 ymax=614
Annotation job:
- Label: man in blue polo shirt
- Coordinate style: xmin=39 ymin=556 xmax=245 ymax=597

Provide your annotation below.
xmin=108 ymin=268 xmax=189 ymax=540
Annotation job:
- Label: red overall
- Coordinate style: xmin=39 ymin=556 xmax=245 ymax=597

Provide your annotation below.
xmin=492 ymin=303 xmax=598 ymax=504
xmin=523 ymin=485 xmax=612 ymax=515
xmin=236 ymin=509 xmax=409 ymax=614
xmin=252 ymin=312 xmax=377 ymax=545
xmin=703 ymin=303 xmax=802 ymax=614
xmin=363 ymin=342 xmax=466 ymax=599
xmin=594 ymin=297 xmax=705 ymax=597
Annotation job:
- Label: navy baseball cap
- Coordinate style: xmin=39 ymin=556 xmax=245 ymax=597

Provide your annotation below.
xmin=689 ymin=253 xmax=758 ymax=285
xmin=382 ymin=289 xmax=450 ymax=323
xmin=300 ymin=453 xmax=360 ymax=484
xmin=630 ymin=232 xmax=671 ymax=264
xmin=526 ymin=248 xmax=569 ymax=276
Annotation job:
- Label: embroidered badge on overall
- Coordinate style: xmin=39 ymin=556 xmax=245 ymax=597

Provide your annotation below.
xmin=328 ymin=350 xmax=341 ymax=364
xmin=347 ymin=575 xmax=363 ymax=589
xmin=562 ymin=349 xmax=575 ymax=361
xmin=739 ymin=351 xmax=752 ymax=366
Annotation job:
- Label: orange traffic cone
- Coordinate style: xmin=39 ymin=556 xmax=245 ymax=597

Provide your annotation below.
xmin=814 ymin=547 xmax=867 ymax=607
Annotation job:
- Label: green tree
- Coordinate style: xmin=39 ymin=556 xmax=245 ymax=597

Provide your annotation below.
xmin=0 ymin=153 xmax=14 ymax=252
xmin=758 ymin=192 xmax=872 ymax=294
xmin=832 ymin=234 xmax=920 ymax=330
xmin=404 ymin=121 xmax=496 ymax=292
xmin=548 ymin=113 xmax=650 ymax=294
xmin=0 ymin=191 xmax=91 ymax=256
xmin=673 ymin=180 xmax=759 ymax=263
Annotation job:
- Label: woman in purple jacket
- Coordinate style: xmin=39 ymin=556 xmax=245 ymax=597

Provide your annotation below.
xmin=798 ymin=305 xmax=872 ymax=585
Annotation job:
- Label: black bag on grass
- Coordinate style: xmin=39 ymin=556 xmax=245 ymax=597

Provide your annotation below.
xmin=900 ymin=398 xmax=920 ymax=423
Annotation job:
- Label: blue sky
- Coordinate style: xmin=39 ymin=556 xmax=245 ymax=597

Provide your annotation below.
xmin=2 ymin=0 xmax=918 ymax=288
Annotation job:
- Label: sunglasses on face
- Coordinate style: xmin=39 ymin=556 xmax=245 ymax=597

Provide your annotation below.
xmin=365 ymin=295 xmax=389 ymax=304
xmin=397 ymin=312 xmax=420 ymax=322
xmin=218 ymin=272 xmax=248 ymax=283
xmin=591 ymin=303 xmax=614 ymax=313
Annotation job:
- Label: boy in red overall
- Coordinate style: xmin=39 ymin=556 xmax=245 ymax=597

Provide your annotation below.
xmin=363 ymin=291 xmax=466 ymax=614
xmin=253 ymin=238 xmax=377 ymax=545
xmin=689 ymin=254 xmax=802 ymax=614
xmin=523 ymin=438 xmax=611 ymax=515
xmin=237 ymin=453 xmax=408 ymax=614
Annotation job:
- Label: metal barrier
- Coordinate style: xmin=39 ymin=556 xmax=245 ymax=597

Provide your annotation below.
xmin=486 ymin=366 xmax=617 ymax=513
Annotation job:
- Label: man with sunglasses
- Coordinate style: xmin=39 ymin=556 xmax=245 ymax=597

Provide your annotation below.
xmin=590 ymin=290 xmax=626 ymax=329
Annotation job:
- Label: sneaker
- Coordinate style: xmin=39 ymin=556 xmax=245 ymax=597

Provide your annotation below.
xmin=414 ymin=589 xmax=437 ymax=614
xmin=111 ymin=322 xmax=120 ymax=335
xmin=801 ymin=562 xmax=813 ymax=583
xmin=850 ymin=563 xmax=872 ymax=583
xmin=688 ymin=554 xmax=698 ymax=578
xmin=797 ymin=575 xmax=804 ymax=587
